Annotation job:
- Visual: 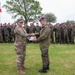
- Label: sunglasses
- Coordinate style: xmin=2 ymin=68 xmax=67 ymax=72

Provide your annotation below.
xmin=20 ymin=22 xmax=23 ymax=23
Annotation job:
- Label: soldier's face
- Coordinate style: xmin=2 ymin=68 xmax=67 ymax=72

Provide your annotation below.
xmin=18 ymin=22 xmax=23 ymax=27
xmin=36 ymin=23 xmax=39 ymax=26
xmin=40 ymin=20 xmax=46 ymax=25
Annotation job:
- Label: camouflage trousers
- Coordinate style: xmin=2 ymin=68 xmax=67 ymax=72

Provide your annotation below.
xmin=41 ymin=49 xmax=50 ymax=68
xmin=4 ymin=34 xmax=9 ymax=42
xmin=15 ymin=44 xmax=26 ymax=70
xmin=0 ymin=35 xmax=3 ymax=42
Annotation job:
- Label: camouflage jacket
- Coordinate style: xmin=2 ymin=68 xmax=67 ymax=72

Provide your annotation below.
xmin=14 ymin=26 xmax=28 ymax=46
xmin=38 ymin=24 xmax=50 ymax=50
xmin=0 ymin=26 xmax=2 ymax=35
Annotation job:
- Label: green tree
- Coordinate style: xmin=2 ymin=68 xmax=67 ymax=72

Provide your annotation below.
xmin=66 ymin=20 xmax=75 ymax=25
xmin=3 ymin=0 xmax=42 ymax=23
xmin=44 ymin=13 xmax=57 ymax=23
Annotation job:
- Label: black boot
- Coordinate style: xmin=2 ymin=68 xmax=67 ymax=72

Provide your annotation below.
xmin=39 ymin=67 xmax=47 ymax=73
xmin=46 ymin=65 xmax=49 ymax=70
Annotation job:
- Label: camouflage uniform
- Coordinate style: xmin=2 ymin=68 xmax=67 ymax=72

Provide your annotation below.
xmin=14 ymin=25 xmax=28 ymax=70
xmin=0 ymin=25 xmax=3 ymax=42
xmin=35 ymin=25 xmax=41 ymax=33
xmin=67 ymin=25 xmax=72 ymax=43
xmin=11 ymin=24 xmax=16 ymax=42
xmin=38 ymin=24 xmax=50 ymax=68
xmin=1 ymin=25 xmax=5 ymax=42
xmin=7 ymin=24 xmax=12 ymax=42
xmin=29 ymin=23 xmax=36 ymax=42
xmin=49 ymin=24 xmax=54 ymax=43
xmin=71 ymin=24 xmax=75 ymax=43
xmin=35 ymin=25 xmax=41 ymax=39
xmin=23 ymin=23 xmax=29 ymax=34
xmin=63 ymin=25 xmax=68 ymax=44
xmin=23 ymin=24 xmax=30 ymax=43
xmin=3 ymin=25 xmax=9 ymax=42
xmin=29 ymin=23 xmax=35 ymax=33
xmin=61 ymin=24 xmax=65 ymax=44
xmin=55 ymin=23 xmax=61 ymax=43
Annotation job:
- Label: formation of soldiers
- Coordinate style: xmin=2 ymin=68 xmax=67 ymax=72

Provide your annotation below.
xmin=0 ymin=23 xmax=16 ymax=43
xmin=49 ymin=22 xmax=75 ymax=44
xmin=0 ymin=22 xmax=75 ymax=44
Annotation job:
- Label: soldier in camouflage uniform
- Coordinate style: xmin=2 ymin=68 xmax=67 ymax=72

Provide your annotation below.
xmin=29 ymin=22 xmax=36 ymax=42
xmin=23 ymin=23 xmax=29 ymax=34
xmin=33 ymin=16 xmax=50 ymax=73
xmin=29 ymin=22 xmax=36 ymax=33
xmin=11 ymin=23 xmax=16 ymax=42
xmin=55 ymin=23 xmax=61 ymax=43
xmin=60 ymin=23 xmax=65 ymax=44
xmin=23 ymin=23 xmax=30 ymax=43
xmin=49 ymin=23 xmax=54 ymax=43
xmin=71 ymin=23 xmax=75 ymax=44
xmin=3 ymin=23 xmax=9 ymax=42
xmin=0 ymin=23 xmax=3 ymax=42
xmin=7 ymin=23 xmax=13 ymax=43
xmin=1 ymin=24 xmax=4 ymax=42
xmin=35 ymin=22 xmax=41 ymax=39
xmin=63 ymin=23 xmax=68 ymax=44
xmin=67 ymin=23 xmax=72 ymax=44
xmin=14 ymin=19 xmax=32 ymax=75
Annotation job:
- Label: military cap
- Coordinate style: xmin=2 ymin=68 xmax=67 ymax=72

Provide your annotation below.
xmin=17 ymin=18 xmax=24 ymax=23
xmin=30 ymin=22 xmax=34 ymax=26
xmin=39 ymin=16 xmax=46 ymax=21
xmin=36 ymin=22 xmax=38 ymax=24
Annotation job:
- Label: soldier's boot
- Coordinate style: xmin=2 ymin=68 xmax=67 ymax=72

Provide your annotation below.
xmin=17 ymin=69 xmax=25 ymax=75
xmin=46 ymin=65 xmax=49 ymax=70
xmin=22 ymin=66 xmax=29 ymax=70
xmin=39 ymin=67 xmax=47 ymax=73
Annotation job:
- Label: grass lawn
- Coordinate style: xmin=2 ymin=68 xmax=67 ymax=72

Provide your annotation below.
xmin=0 ymin=43 xmax=75 ymax=75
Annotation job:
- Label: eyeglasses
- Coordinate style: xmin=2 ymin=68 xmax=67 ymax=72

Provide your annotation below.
xmin=19 ymin=22 xmax=23 ymax=23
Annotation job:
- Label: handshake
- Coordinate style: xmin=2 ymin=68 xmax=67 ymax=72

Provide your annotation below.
xmin=30 ymin=33 xmax=36 ymax=36
xmin=31 ymin=33 xmax=39 ymax=36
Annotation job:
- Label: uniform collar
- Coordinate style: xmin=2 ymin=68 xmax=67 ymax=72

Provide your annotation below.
xmin=42 ymin=24 xmax=46 ymax=28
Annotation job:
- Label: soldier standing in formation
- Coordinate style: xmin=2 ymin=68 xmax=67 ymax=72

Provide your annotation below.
xmin=71 ymin=23 xmax=75 ymax=43
xmin=7 ymin=23 xmax=12 ymax=42
xmin=63 ymin=23 xmax=68 ymax=44
xmin=54 ymin=23 xmax=61 ymax=43
xmin=0 ymin=23 xmax=3 ymax=42
xmin=29 ymin=22 xmax=35 ymax=34
xmin=11 ymin=23 xmax=16 ymax=42
xmin=3 ymin=23 xmax=9 ymax=42
xmin=49 ymin=23 xmax=54 ymax=43
xmin=0 ymin=22 xmax=75 ymax=44
xmin=35 ymin=22 xmax=41 ymax=39
xmin=67 ymin=23 xmax=74 ymax=44
xmin=23 ymin=23 xmax=29 ymax=34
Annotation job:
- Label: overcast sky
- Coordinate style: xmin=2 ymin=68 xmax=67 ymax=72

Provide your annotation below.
xmin=0 ymin=0 xmax=75 ymax=23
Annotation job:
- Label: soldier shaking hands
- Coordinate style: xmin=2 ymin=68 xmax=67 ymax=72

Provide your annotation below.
xmin=14 ymin=18 xmax=35 ymax=75
xmin=33 ymin=16 xmax=50 ymax=73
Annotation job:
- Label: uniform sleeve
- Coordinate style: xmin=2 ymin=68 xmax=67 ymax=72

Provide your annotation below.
xmin=38 ymin=27 xmax=50 ymax=41
xmin=14 ymin=27 xmax=30 ymax=38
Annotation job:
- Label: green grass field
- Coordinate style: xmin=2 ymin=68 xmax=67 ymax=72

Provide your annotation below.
xmin=0 ymin=43 xmax=75 ymax=75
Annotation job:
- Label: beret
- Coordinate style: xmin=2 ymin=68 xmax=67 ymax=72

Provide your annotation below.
xmin=39 ymin=16 xmax=46 ymax=21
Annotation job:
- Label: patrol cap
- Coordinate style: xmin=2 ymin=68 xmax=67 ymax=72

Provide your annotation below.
xmin=39 ymin=16 xmax=46 ymax=21
xmin=30 ymin=22 xmax=34 ymax=26
xmin=16 ymin=18 xmax=24 ymax=23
